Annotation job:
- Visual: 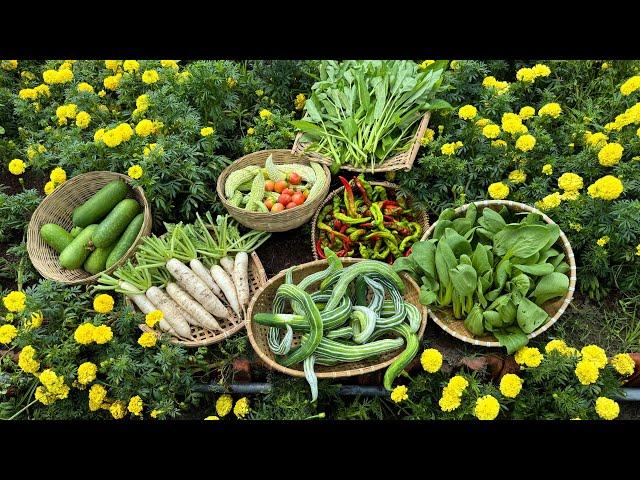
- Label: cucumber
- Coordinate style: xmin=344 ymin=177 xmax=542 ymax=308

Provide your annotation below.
xmin=59 ymin=224 xmax=99 ymax=270
xmin=72 ymin=180 xmax=129 ymax=227
xmin=83 ymin=244 xmax=116 ymax=275
xmin=91 ymin=199 xmax=141 ymax=248
xmin=70 ymin=226 xmax=83 ymax=238
xmin=40 ymin=223 xmax=74 ymax=253
xmin=105 ymin=213 xmax=144 ymax=269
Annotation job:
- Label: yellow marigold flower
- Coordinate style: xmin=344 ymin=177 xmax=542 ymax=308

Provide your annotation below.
xmin=441 ymin=141 xmax=463 ymax=156
xmin=94 ymin=294 xmax=114 ymax=313
xmin=597 ymin=142 xmax=623 ymax=167
xmin=18 ymin=345 xmax=40 ymax=374
xmin=127 ymin=165 xmax=143 ymax=179
xmin=259 ymin=109 xmax=272 ymax=119
xmin=135 ymin=119 xmax=156 ymax=137
xmin=3 ymin=290 xmax=26 ymax=312
xmin=458 ymin=105 xmax=477 ymax=120
xmin=93 ymin=325 xmax=113 ymax=345
xmin=474 ymin=395 xmax=500 ymax=420
xmin=601 ymin=62 xmax=610 ymax=70
xmin=499 ymin=373 xmax=523 ymax=398
xmin=538 ymin=102 xmax=562 ymax=119
xmin=142 ymin=69 xmax=159 ymax=84
xmin=516 ymin=67 xmax=536 ymax=83
xmin=233 ymin=397 xmax=250 ymax=418
xmin=115 ymin=123 xmax=132 ymax=142
xmin=1 ymin=60 xmax=17 ymax=70
xmin=557 ymin=172 xmax=583 ymax=191
xmin=508 ymin=170 xmax=527 ymax=184
xmin=145 ymin=310 xmax=163 ymax=328
xmin=501 ymin=112 xmax=523 ymax=134
xmin=482 ymin=76 xmax=497 ymax=88
xmin=587 ymin=175 xmax=624 ymax=201
xmin=420 ymin=128 xmax=435 ymax=145
xmin=482 ymin=124 xmax=501 ymax=139
xmin=575 ymin=359 xmax=599 ymax=385
xmin=569 ymin=222 xmax=582 ymax=232
xmin=595 ymin=397 xmax=619 ymax=420
xmin=488 ymin=182 xmax=509 ymax=200
xmin=8 ymin=159 xmax=26 ymax=176
xmin=419 ymin=60 xmax=435 ymax=70
xmin=448 ymin=375 xmax=469 ymax=395
xmin=26 ymin=311 xmax=43 ymax=330
xmin=136 ymin=94 xmax=150 ymax=111
xmin=33 ymin=84 xmax=50 ymax=97
xmin=94 ymin=128 xmax=106 ymax=143
xmin=439 ymin=392 xmax=461 ymax=412
xmin=77 ymin=82 xmax=94 ymax=94
xmin=19 ymin=88 xmax=37 ymax=101
xmin=514 ymin=346 xmax=543 ymax=368
xmin=150 ymin=409 xmax=162 ymax=419
xmin=532 ymin=64 xmax=551 ymax=77
xmin=42 ymin=69 xmax=59 ymax=84
xmin=581 ymin=345 xmax=607 ymax=369
xmin=110 ymin=400 xmax=127 ymax=420
xmin=44 ymin=181 xmax=56 ymax=195
xmin=515 ymin=134 xmax=536 ymax=152
xmin=128 ymin=395 xmax=143 ymax=416
xmin=21 ymin=70 xmax=35 ymax=80
xmin=77 ymin=362 xmax=98 ymax=385
xmin=562 ymin=189 xmax=581 ymax=200
xmin=104 ymin=60 xmax=121 ymax=72
xmin=123 ymin=60 xmax=139 ymax=73
xmin=103 ymin=73 xmax=122 ymax=91
xmin=545 ymin=339 xmax=574 ymax=356
xmin=216 ymin=394 xmax=233 ymax=417
xmin=89 ymin=384 xmax=107 ymax=411
xmin=536 ymin=192 xmax=562 ymax=211
xmin=57 ymin=69 xmax=73 ymax=83
xmin=450 ymin=60 xmax=460 ymax=70
xmin=0 ymin=324 xmax=17 ymax=344
xmin=420 ymin=348 xmax=443 ymax=373
xmin=98 ymin=89 xmax=106 ymax=97
xmin=255 ymin=89 xmax=264 ymax=97
xmin=294 ymin=93 xmax=306 ymax=110
xmin=610 ymin=353 xmax=635 ymax=376
xmin=247 ymin=127 xmax=255 ymax=135
xmin=160 ymin=60 xmax=179 ymax=70
xmin=519 ymin=106 xmax=536 ymax=120
xmin=201 ymin=127 xmax=214 ymax=137
xmin=226 ymin=77 xmax=237 ymax=88
xmin=475 ymin=118 xmax=490 ymax=127
xmin=637 ymin=244 xmax=640 ymax=256
xmin=205 ymin=415 xmax=220 ymax=420
xmin=138 ymin=332 xmax=157 ymax=348
xmin=390 ymin=385 xmax=409 ymax=403
xmin=596 ymin=236 xmax=610 ymax=247
xmin=491 ymin=140 xmax=507 ymax=148
xmin=75 ymin=111 xmax=91 ymax=129
xmin=620 ymin=75 xmax=640 ymax=96
xmin=542 ymin=164 xmax=553 ymax=175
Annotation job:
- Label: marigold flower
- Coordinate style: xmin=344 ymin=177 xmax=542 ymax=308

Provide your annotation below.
xmin=536 ymin=192 xmax=562 ymax=211
xmin=77 ymin=82 xmax=94 ymax=93
xmin=584 ymin=131 xmax=608 ymax=148
xmin=447 ymin=375 xmax=469 ymax=395
xmin=201 ymin=127 xmax=214 ymax=136
xmin=128 ymin=395 xmax=144 ymax=416
xmin=216 ymin=394 xmax=233 ymax=417
xmin=160 ymin=60 xmax=179 ymax=70
xmin=532 ymin=64 xmax=551 ymax=77
xmin=44 ymin=181 xmax=56 ymax=195
xmin=127 ymin=165 xmax=143 ymax=179
xmin=514 ymin=346 xmax=543 ymax=367
xmin=390 ymin=385 xmax=409 ymax=403
xmin=519 ymin=106 xmax=536 ymax=119
xmin=92 ymin=325 xmax=113 ymax=344
xmin=204 ymin=415 xmax=220 ymax=420
xmin=150 ymin=409 xmax=162 ymax=419
xmin=581 ymin=345 xmax=607 ymax=369
xmin=596 ymin=236 xmax=610 ymax=247
xmin=516 ymin=67 xmax=536 ymax=83
xmin=420 ymin=348 xmax=443 ymax=373
xmin=610 ymin=353 xmax=636 ymax=376
xmin=499 ymin=374 xmax=523 ymax=398
xmin=587 ymin=175 xmax=624 ymax=201
xmin=542 ymin=164 xmax=553 ymax=175
xmin=419 ymin=60 xmax=435 ymax=70
xmin=8 ymin=159 xmax=26 ymax=176
xmin=123 ymin=60 xmax=140 ymax=72
xmin=135 ymin=119 xmax=156 ymax=137
xmin=0 ymin=324 xmax=18 ymax=344
xmin=575 ymin=359 xmax=599 ymax=385
xmin=439 ymin=392 xmax=461 ymax=412
xmin=104 ymin=60 xmax=121 ymax=72
xmin=110 ymin=401 xmax=127 ymax=419
xmin=557 ymin=172 xmax=583 ymax=192
xmin=491 ymin=140 xmax=507 ymax=148
xmin=501 ymin=112 xmax=523 ymax=134
xmin=294 ymin=93 xmax=306 ymax=110
xmin=26 ymin=311 xmax=43 ymax=330
xmin=145 ymin=310 xmax=163 ymax=328
xmin=233 ymin=397 xmax=250 ymax=418
xmin=595 ymin=397 xmax=619 ymax=420
xmin=142 ymin=69 xmax=159 ymax=84
xmin=482 ymin=124 xmax=500 ymax=139
xmin=3 ymin=290 xmax=26 ymax=312
xmin=18 ymin=345 xmax=40 ymax=373
xmin=75 ymin=111 xmax=91 ymax=129
xmin=74 ymin=323 xmax=96 ymax=345
xmin=474 ymin=395 xmax=500 ymax=420
xmin=545 ymin=339 xmax=577 ymax=356
xmin=103 ymin=74 xmax=122 ymax=91
xmin=77 ymin=362 xmax=98 ymax=385
xmin=259 ymin=109 xmax=272 ymax=119
xmin=620 ymin=75 xmax=640 ymax=96
xmin=93 ymin=294 xmax=114 ymax=313
xmin=488 ymin=182 xmax=509 ymax=200
xmin=420 ymin=128 xmax=435 ymax=145
xmin=138 ymin=332 xmax=157 ymax=348
xmin=89 ymin=384 xmax=107 ymax=411
xmin=458 ymin=105 xmax=477 ymax=120
xmin=515 ymin=134 xmax=536 ymax=152
xmin=538 ymin=102 xmax=562 ymax=118
xmin=597 ymin=142 xmax=623 ymax=167
xmin=19 ymin=88 xmax=37 ymax=101
xmin=441 ymin=141 xmax=463 ymax=156
xmin=247 ymin=127 xmax=255 ymax=135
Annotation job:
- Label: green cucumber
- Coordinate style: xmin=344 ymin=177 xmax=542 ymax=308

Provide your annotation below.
xmin=105 ymin=213 xmax=144 ymax=269
xmin=70 ymin=226 xmax=83 ymax=238
xmin=72 ymin=180 xmax=129 ymax=227
xmin=83 ymin=244 xmax=116 ymax=275
xmin=92 ymin=199 xmax=141 ymax=248
xmin=40 ymin=223 xmax=74 ymax=253
xmin=59 ymin=224 xmax=99 ymax=270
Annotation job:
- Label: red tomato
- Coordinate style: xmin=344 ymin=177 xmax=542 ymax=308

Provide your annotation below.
xmin=286 ymin=201 xmax=297 ymax=209
xmin=282 ymin=188 xmax=294 ymax=196
xmin=271 ymin=202 xmax=285 ymax=213
xmin=264 ymin=180 xmax=275 ymax=192
xmin=291 ymin=192 xmax=305 ymax=206
xmin=264 ymin=198 xmax=274 ymax=210
xmin=278 ymin=193 xmax=292 ymax=205
xmin=274 ymin=180 xmax=288 ymax=193
xmin=288 ymin=172 xmax=302 ymax=185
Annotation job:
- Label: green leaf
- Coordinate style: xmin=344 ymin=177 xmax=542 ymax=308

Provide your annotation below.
xmin=438 ymin=207 xmax=457 ymax=221
xmin=290 ymin=120 xmax=325 ymax=137
xmin=471 ymin=244 xmax=491 ymax=275
xmin=531 ymin=272 xmax=569 ymax=305
xmin=435 ymin=240 xmax=457 ymax=290
xmin=340 ymin=117 xmax=358 ymax=140
xmin=410 ymin=240 xmax=437 ymax=277
xmin=493 ymin=327 xmax=529 ymax=354
xmin=0 ymin=126 xmax=4 ymax=135
xmin=517 ymin=297 xmax=549 ymax=334
xmin=425 ymin=99 xmax=452 ymax=110
xmin=478 ymin=208 xmax=506 ymax=233
xmin=507 ymin=273 xmax=530 ymax=303
xmin=495 ymin=258 xmax=511 ymax=289
xmin=433 ymin=219 xmax=453 ymax=239
xmin=464 ymin=304 xmax=485 ymax=336
xmin=392 ymin=257 xmax=419 ymax=281
xmin=442 ymin=228 xmax=472 ymax=257
xmin=465 ymin=203 xmax=477 ymax=226
xmin=419 ymin=286 xmax=438 ymax=305
xmin=452 ymin=218 xmax=473 ymax=236
xmin=449 ymin=264 xmax=477 ymax=297
xmin=513 ymin=263 xmax=555 ymax=276
xmin=493 ymin=224 xmax=555 ymax=259
xmin=555 ymin=262 xmax=570 ymax=274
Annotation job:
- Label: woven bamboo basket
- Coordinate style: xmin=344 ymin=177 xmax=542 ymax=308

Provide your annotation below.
xmin=26 ymin=171 xmax=152 ymax=286
xmin=310 ymin=181 xmax=429 ymax=260
xmin=291 ymin=112 xmax=431 ymax=173
xmin=130 ymin=251 xmax=268 ymax=348
xmin=216 ymin=149 xmax=331 ymax=233
xmin=246 ymin=258 xmax=428 ymax=379
xmin=421 ymin=200 xmax=577 ymax=348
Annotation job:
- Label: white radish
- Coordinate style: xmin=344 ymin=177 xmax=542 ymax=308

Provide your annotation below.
xmin=166 ymin=282 xmax=222 ymax=331
xmin=210 ymin=264 xmax=241 ymax=316
xmin=189 ymin=259 xmax=223 ymax=299
xmin=166 ymin=258 xmax=227 ymax=318
xmin=145 ymin=286 xmax=192 ymax=339
xmin=120 ymin=281 xmax=175 ymax=334
xmin=233 ymin=252 xmax=250 ymax=309
xmin=220 ymin=256 xmax=235 ymax=277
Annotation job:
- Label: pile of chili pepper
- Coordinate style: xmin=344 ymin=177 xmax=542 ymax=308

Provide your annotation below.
xmin=315 ymin=174 xmax=423 ymax=263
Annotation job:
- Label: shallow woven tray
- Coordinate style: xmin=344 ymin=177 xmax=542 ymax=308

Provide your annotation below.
xmin=246 ymin=257 xmax=428 ymax=379
xmin=310 ymin=181 xmax=429 ymax=260
xmin=26 ymin=171 xmax=152 ymax=286
xmin=291 ymin=112 xmax=431 ymax=173
xmin=130 ymin=251 xmax=268 ymax=348
xmin=216 ymin=149 xmax=331 ymax=233
xmin=421 ymin=200 xmax=577 ymax=348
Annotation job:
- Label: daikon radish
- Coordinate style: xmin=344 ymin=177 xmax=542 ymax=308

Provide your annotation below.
xmin=166 ymin=282 xmax=223 ymax=331
xmin=166 ymin=258 xmax=227 ymax=318
xmin=220 ymin=256 xmax=235 ymax=277
xmin=189 ymin=258 xmax=223 ymax=299
xmin=145 ymin=286 xmax=192 ymax=339
xmin=233 ymin=252 xmax=250 ymax=309
xmin=210 ymin=264 xmax=241 ymax=316
xmin=119 ymin=280 xmax=175 ymax=334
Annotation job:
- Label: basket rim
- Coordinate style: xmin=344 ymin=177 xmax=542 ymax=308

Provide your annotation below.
xmin=134 ymin=251 xmax=268 ymax=347
xmin=26 ymin=171 xmax=152 ymax=286
xmin=245 ymin=257 xmax=428 ymax=379
xmin=421 ymin=199 xmax=577 ymax=347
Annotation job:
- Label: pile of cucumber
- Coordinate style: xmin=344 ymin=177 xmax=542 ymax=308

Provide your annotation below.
xmin=40 ymin=180 xmax=145 ymax=275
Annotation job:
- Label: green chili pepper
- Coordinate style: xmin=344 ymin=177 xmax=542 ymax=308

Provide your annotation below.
xmin=359 ymin=244 xmax=372 ymax=258
xmin=349 ymin=228 xmax=366 ymax=241
xmin=372 ymin=186 xmax=387 ymax=201
xmin=398 ymin=222 xmax=422 ymax=252
xmin=334 ymin=212 xmax=372 ymax=225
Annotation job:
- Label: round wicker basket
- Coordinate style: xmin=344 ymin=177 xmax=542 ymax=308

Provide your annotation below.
xmin=26 ymin=171 xmax=152 ymax=285
xmin=421 ymin=200 xmax=577 ymax=348
xmin=246 ymin=257 xmax=428 ymax=379
xmin=310 ymin=181 xmax=429 ymax=260
xmin=130 ymin=251 xmax=268 ymax=348
xmin=216 ymin=149 xmax=331 ymax=233
xmin=291 ymin=112 xmax=430 ymax=173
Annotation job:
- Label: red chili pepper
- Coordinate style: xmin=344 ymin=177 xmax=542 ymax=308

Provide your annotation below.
xmin=381 ymin=200 xmax=398 ymax=209
xmin=339 ymin=176 xmax=357 ymax=218
xmin=336 ymin=250 xmax=347 ymax=257
xmin=354 ymin=176 xmax=371 ymax=206
xmin=329 ymin=231 xmax=335 ymax=245
xmin=360 ymin=222 xmax=373 ymax=228
xmin=333 ymin=219 xmax=343 ymax=230
xmin=339 ymin=224 xmax=348 ymax=234
xmin=316 ymin=239 xmax=327 ymax=259
xmin=404 ymin=247 xmax=413 ymax=257
xmin=383 ymin=215 xmax=395 ymax=222
xmin=386 ymin=254 xmax=395 ymax=264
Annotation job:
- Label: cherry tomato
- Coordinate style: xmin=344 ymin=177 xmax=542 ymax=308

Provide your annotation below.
xmin=291 ymin=192 xmax=305 ymax=206
xmin=274 ymin=180 xmax=288 ymax=193
xmin=264 ymin=198 xmax=274 ymax=210
xmin=282 ymin=188 xmax=294 ymax=196
xmin=278 ymin=193 xmax=292 ymax=205
xmin=288 ymin=172 xmax=302 ymax=185
xmin=264 ymin=180 xmax=275 ymax=192
xmin=271 ymin=202 xmax=285 ymax=213
xmin=286 ymin=201 xmax=297 ymax=209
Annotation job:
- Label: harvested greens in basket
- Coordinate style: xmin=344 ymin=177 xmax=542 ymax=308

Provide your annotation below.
xmin=394 ymin=204 xmax=571 ymax=354
xmin=292 ymin=60 xmax=450 ymax=172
